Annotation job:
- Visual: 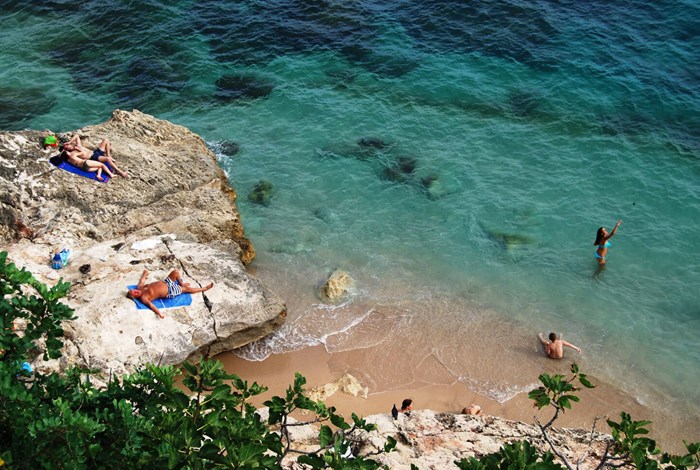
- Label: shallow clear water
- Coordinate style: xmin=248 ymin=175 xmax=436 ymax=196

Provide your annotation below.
xmin=2 ymin=0 xmax=699 ymax=431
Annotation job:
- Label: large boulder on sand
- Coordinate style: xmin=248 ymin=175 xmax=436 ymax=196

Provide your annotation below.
xmin=0 ymin=109 xmax=286 ymax=381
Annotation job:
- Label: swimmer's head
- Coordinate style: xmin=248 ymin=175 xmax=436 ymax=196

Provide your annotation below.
xmin=594 ymin=227 xmax=606 ymax=245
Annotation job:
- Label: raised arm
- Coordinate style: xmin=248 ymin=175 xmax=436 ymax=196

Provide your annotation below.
xmin=67 ymin=134 xmax=82 ymax=146
xmin=136 ymin=269 xmax=149 ymax=289
xmin=605 ymin=220 xmax=622 ymax=241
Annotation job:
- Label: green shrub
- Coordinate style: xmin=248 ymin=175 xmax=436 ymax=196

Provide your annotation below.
xmin=0 ymin=252 xmax=394 ymax=468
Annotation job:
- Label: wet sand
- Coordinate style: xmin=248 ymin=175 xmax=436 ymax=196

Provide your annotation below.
xmin=219 ymin=344 xmax=697 ymax=454
xmin=222 ymin=260 xmax=700 ymax=455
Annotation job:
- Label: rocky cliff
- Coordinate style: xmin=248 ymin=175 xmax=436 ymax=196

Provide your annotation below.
xmin=0 ymin=109 xmax=286 ymax=380
xmin=279 ymin=409 xmax=614 ymax=469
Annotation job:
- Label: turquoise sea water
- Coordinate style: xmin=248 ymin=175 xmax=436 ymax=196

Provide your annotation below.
xmin=2 ymin=0 xmax=698 ymax=436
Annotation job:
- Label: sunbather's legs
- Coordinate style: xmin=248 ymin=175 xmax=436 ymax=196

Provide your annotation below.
xmin=97 ymin=139 xmax=111 ymax=159
xmin=104 ymin=157 xmax=128 ymax=177
xmin=96 ymin=139 xmax=127 ymax=177
xmin=182 ymin=282 xmax=214 ymax=294
xmin=166 ymin=269 xmax=213 ymax=294
xmin=99 ymin=162 xmax=115 ymax=178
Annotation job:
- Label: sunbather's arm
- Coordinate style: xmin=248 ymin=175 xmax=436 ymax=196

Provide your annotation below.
xmin=141 ymin=298 xmax=164 ymax=319
xmin=137 ymin=269 xmax=148 ymax=289
xmin=562 ymin=340 xmax=581 ymax=353
xmin=67 ymin=134 xmax=82 ymax=146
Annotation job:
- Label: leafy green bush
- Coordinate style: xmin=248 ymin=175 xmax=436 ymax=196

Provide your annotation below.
xmin=0 ymin=252 xmax=394 ymax=468
xmin=456 ymin=440 xmax=563 ymax=470
xmin=456 ymin=363 xmax=699 ymax=469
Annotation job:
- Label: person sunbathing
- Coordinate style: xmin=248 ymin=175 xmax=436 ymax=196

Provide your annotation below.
xmin=127 ymin=269 xmax=214 ymax=319
xmin=58 ymin=144 xmax=113 ymax=181
xmin=63 ymin=134 xmax=127 ymax=178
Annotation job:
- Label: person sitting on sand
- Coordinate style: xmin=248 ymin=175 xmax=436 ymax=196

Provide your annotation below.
xmin=538 ymin=332 xmax=581 ymax=359
xmin=462 ymin=404 xmax=482 ymax=416
xmin=126 ymin=269 xmax=213 ymax=319
xmin=62 ymin=134 xmax=128 ymax=178
xmin=400 ymin=398 xmax=413 ymax=414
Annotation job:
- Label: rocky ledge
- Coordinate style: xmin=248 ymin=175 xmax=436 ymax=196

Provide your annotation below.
xmin=281 ymin=409 xmax=613 ymax=469
xmin=0 ymin=109 xmax=286 ymax=381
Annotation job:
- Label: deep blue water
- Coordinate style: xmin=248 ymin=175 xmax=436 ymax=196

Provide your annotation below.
xmin=2 ymin=0 xmax=699 ymax=438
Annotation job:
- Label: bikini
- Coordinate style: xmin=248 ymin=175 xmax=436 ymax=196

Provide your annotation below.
xmin=164 ymin=278 xmax=182 ymax=298
xmin=595 ymin=241 xmax=611 ymax=259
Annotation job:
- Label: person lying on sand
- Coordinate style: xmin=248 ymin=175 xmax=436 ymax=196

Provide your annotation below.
xmin=538 ymin=332 xmax=581 ymax=359
xmin=127 ymin=269 xmax=213 ymax=319
xmin=462 ymin=404 xmax=482 ymax=416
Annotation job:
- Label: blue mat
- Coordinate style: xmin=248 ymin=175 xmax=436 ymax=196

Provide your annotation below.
xmin=50 ymin=154 xmax=111 ymax=183
xmin=127 ymin=284 xmax=192 ymax=310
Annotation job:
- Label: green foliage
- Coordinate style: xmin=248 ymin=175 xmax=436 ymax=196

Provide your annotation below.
xmin=455 ymin=440 xmax=563 ymax=469
xmin=0 ymin=251 xmax=75 ymax=363
xmin=527 ymin=363 xmax=594 ymax=417
xmin=265 ymin=372 xmax=391 ymax=469
xmin=458 ymin=361 xmax=699 ymax=470
xmin=661 ymin=441 xmax=700 ymax=470
xmin=0 ymin=252 xmax=395 ymax=468
xmin=608 ymin=411 xmax=659 ymax=468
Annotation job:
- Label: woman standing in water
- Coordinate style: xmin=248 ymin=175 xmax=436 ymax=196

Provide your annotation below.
xmin=594 ymin=220 xmax=622 ymax=265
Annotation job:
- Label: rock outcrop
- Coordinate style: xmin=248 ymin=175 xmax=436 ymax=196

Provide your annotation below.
xmin=283 ymin=409 xmax=613 ymax=469
xmin=0 ymin=109 xmax=286 ymax=381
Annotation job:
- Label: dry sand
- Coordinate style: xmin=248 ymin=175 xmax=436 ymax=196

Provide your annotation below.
xmin=218 ymin=344 xmax=697 ymax=454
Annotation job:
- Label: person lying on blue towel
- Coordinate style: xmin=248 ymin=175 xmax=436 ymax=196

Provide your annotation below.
xmin=126 ymin=269 xmax=214 ymax=319
xmin=61 ymin=135 xmax=128 ymax=180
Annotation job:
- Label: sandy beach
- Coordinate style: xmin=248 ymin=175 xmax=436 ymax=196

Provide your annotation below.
xmin=219 ymin=343 xmax=697 ymax=455
xmin=213 ymin=259 xmax=700 ymax=456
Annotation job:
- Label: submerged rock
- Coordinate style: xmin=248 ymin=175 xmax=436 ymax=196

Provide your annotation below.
xmin=484 ymin=228 xmax=535 ymax=251
xmin=215 ymin=74 xmax=275 ymax=102
xmin=219 ymin=139 xmax=240 ymax=157
xmin=248 ymin=180 xmax=275 ymax=206
xmin=358 ymin=137 xmax=390 ymax=150
xmin=313 ymin=207 xmax=340 ymax=225
xmin=381 ymin=156 xmax=417 ymax=183
xmin=421 ymin=174 xmax=447 ymax=200
xmin=381 ymin=165 xmax=406 ymax=182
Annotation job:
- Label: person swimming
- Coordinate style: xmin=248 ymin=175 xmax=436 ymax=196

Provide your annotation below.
xmin=594 ymin=220 xmax=622 ymax=265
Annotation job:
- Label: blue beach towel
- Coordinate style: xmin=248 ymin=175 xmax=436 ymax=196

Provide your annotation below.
xmin=50 ymin=154 xmax=111 ymax=183
xmin=127 ymin=284 xmax=192 ymax=310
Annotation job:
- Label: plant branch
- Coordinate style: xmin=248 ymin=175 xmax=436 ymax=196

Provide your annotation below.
xmin=534 ymin=415 xmax=575 ymax=470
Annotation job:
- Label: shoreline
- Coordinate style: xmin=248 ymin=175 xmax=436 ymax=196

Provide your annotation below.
xmin=228 ymin=256 xmax=700 ymax=456
xmin=219 ymin=344 xmax=696 ymax=454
